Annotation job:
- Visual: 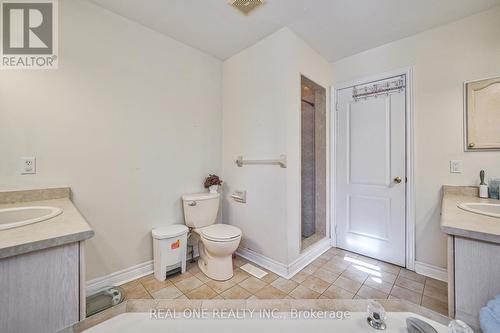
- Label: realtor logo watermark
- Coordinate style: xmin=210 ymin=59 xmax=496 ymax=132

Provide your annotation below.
xmin=1 ymin=0 xmax=58 ymax=69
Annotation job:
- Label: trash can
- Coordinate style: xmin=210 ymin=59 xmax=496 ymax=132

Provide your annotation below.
xmin=152 ymin=224 xmax=188 ymax=281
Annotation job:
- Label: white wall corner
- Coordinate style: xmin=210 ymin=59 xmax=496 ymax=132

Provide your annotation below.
xmin=414 ymin=261 xmax=448 ymax=282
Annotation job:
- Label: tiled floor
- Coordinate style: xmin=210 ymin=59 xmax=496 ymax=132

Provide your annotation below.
xmin=120 ymin=247 xmax=449 ymax=316
xmin=301 ymin=233 xmax=325 ymax=251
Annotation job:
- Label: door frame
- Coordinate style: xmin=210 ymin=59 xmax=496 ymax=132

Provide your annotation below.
xmin=330 ymin=67 xmax=415 ymax=270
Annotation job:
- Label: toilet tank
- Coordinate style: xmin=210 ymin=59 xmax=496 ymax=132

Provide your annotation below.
xmin=182 ymin=193 xmax=220 ymax=228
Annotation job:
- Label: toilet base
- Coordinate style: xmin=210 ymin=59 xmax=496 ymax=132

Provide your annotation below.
xmin=197 ymin=241 xmax=235 ymax=281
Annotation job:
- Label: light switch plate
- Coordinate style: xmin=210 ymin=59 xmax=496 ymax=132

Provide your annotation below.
xmin=21 ymin=156 xmax=36 ymax=174
xmin=450 ymin=160 xmax=462 ymax=174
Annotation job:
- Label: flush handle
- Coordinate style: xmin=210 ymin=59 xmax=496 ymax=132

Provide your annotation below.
xmin=394 ymin=176 xmax=402 ymax=184
xmin=188 ymin=201 xmax=197 ymax=207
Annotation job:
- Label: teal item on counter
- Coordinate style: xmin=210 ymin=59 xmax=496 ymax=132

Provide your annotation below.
xmin=489 ymin=179 xmax=500 ymax=200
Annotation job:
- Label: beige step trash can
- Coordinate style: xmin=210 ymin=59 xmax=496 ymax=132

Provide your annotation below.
xmin=152 ymin=225 xmax=188 ymax=281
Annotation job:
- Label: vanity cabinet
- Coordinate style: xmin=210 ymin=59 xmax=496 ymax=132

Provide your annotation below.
xmin=448 ymin=235 xmax=500 ymax=330
xmin=0 ymin=242 xmax=85 ymax=333
xmin=441 ymin=186 xmax=500 ymax=331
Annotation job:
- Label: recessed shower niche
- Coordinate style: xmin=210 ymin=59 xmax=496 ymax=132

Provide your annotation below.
xmin=300 ymin=75 xmax=327 ymax=251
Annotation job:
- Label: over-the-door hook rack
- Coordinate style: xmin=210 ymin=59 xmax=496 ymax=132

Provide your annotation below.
xmin=235 ymin=155 xmax=287 ymax=168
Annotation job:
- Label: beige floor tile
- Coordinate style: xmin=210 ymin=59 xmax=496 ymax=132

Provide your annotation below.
xmin=185 ymin=284 xmax=218 ymax=300
xmin=333 ymin=276 xmax=362 ymax=294
xmin=395 ymin=276 xmax=424 ymax=294
xmin=321 ymin=260 xmax=350 ymax=274
xmin=326 ymin=247 xmax=345 ymax=257
xmin=254 ymin=285 xmax=288 ymax=299
xmin=376 ymin=261 xmax=402 ymax=275
xmin=271 ymin=277 xmax=299 ymax=294
xmin=355 ymin=255 xmax=379 ymax=266
xmin=168 ymin=271 xmax=193 ymax=284
xmin=342 ymin=251 xmax=359 ymax=259
xmin=194 ymin=272 xmax=211 ymax=283
xmin=187 ymin=261 xmax=201 ymax=274
xmin=311 ymin=258 xmax=329 ymax=267
xmin=120 ymin=280 xmax=141 ymax=291
xmin=213 ymin=294 xmax=224 ymax=300
xmin=151 ymin=284 xmax=183 ymax=299
xmin=301 ymin=275 xmax=331 ymax=294
xmin=238 ymin=277 xmax=268 ymax=294
xmin=363 ymin=276 xmax=394 ymax=294
xmin=321 ymin=285 xmax=354 ymax=299
xmin=423 ymin=284 xmax=448 ymax=304
xmin=233 ymin=256 xmax=248 ymax=268
xmin=378 ymin=270 xmax=398 ymax=284
xmin=312 ymin=268 xmax=339 ymax=284
xmin=228 ymin=268 xmax=250 ymax=284
xmin=289 ymin=285 xmax=320 ymax=299
xmin=176 ymin=294 xmax=188 ymax=299
xmin=341 ymin=266 xmax=369 ymax=283
xmin=425 ymin=278 xmax=447 ymax=292
xmin=398 ymin=269 xmax=426 ymax=284
xmin=301 ymin=263 xmax=320 ymax=275
xmin=205 ymin=279 xmax=237 ymax=294
xmin=291 ymin=271 xmax=310 ymax=283
xmin=173 ymin=276 xmax=204 ymax=294
xmin=355 ymin=285 xmax=388 ymax=300
xmin=220 ymin=285 xmax=252 ymax=299
xmin=259 ymin=271 xmax=279 ymax=284
xmin=123 ymin=283 xmax=152 ymax=299
xmin=421 ymin=295 xmax=448 ymax=316
xmin=389 ymin=285 xmax=422 ymax=305
xmin=318 ymin=251 xmax=336 ymax=261
xmin=139 ymin=274 xmax=172 ymax=294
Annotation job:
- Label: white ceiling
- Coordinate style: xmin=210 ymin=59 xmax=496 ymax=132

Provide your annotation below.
xmin=89 ymin=0 xmax=500 ymax=62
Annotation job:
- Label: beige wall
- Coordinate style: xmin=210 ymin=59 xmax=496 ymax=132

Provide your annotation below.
xmin=0 ymin=0 xmax=222 ymax=279
xmin=222 ymin=28 xmax=331 ymax=266
xmin=331 ymin=7 xmax=500 ymax=268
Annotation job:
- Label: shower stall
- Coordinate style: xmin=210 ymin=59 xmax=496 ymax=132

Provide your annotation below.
xmin=300 ymin=75 xmax=327 ymax=251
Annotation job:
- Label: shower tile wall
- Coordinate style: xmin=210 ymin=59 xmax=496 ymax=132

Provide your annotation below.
xmin=314 ymin=88 xmax=327 ymax=238
xmin=301 ymin=100 xmax=316 ymax=238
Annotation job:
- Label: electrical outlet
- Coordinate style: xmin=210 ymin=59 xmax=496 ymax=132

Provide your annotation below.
xmin=450 ymin=160 xmax=462 ymax=174
xmin=21 ymin=157 xmax=36 ymax=174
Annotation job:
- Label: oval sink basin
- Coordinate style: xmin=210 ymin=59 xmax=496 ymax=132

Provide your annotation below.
xmin=458 ymin=202 xmax=500 ymax=218
xmin=0 ymin=206 xmax=63 ymax=230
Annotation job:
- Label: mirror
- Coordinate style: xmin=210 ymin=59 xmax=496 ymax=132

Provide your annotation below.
xmin=464 ymin=76 xmax=500 ymax=151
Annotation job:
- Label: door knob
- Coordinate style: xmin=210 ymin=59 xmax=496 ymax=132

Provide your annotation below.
xmin=394 ymin=176 xmax=402 ymax=184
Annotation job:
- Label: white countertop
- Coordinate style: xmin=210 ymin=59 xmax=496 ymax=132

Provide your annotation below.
xmin=0 ymin=194 xmax=94 ymax=259
xmin=440 ymin=186 xmax=500 ymax=244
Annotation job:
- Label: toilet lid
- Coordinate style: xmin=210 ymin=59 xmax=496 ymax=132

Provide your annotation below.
xmin=200 ymin=224 xmax=241 ymax=242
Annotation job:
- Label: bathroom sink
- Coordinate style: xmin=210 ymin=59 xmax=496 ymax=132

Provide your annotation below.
xmin=458 ymin=202 xmax=500 ymax=218
xmin=0 ymin=206 xmax=63 ymax=230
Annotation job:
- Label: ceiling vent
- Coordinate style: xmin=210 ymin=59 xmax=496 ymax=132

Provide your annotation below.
xmin=230 ymin=0 xmax=264 ymax=15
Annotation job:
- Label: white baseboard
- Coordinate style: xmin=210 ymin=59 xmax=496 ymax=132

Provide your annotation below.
xmin=414 ymin=261 xmax=448 ymax=282
xmin=236 ymin=248 xmax=289 ymax=277
xmin=87 ymin=242 xmax=331 ymax=296
xmin=86 ymin=260 xmax=153 ymax=296
xmin=287 ymin=238 xmax=331 ymax=278
xmin=236 ymin=238 xmax=331 ymax=279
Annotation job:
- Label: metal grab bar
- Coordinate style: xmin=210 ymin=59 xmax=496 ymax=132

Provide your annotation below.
xmin=235 ymin=155 xmax=287 ymax=168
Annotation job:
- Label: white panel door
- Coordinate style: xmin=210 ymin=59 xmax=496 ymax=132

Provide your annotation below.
xmin=336 ymin=82 xmax=406 ymax=266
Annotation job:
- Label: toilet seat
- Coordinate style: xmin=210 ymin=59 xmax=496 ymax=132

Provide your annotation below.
xmin=198 ymin=224 xmax=241 ymax=242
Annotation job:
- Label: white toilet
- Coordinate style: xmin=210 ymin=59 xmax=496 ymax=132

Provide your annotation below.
xmin=182 ymin=192 xmax=242 ymax=281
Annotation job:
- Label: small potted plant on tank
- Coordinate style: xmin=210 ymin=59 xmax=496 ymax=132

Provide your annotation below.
xmin=204 ymin=174 xmax=223 ymax=194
